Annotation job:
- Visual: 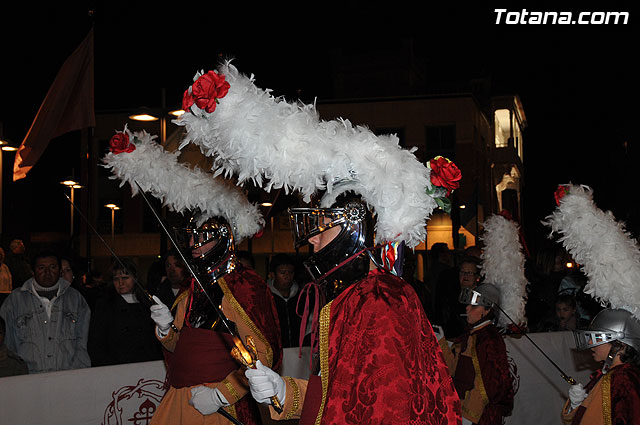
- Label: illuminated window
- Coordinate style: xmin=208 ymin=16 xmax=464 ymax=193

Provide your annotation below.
xmin=494 ymin=109 xmax=510 ymax=148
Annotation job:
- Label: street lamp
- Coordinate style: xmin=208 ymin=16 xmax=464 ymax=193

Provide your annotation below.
xmin=60 ymin=178 xmax=83 ymax=237
xmin=105 ymin=203 xmax=120 ymax=243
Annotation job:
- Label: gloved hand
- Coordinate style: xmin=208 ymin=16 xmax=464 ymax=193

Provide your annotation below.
xmin=432 ymin=325 xmax=445 ymax=341
xmin=150 ymin=295 xmax=174 ymax=335
xmin=189 ymin=386 xmax=229 ymax=415
xmin=245 ymin=360 xmax=286 ymax=405
xmin=569 ymin=383 xmax=587 ymax=410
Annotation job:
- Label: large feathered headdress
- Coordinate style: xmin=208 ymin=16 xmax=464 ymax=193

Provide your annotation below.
xmin=480 ymin=213 xmax=529 ymax=327
xmin=543 ymin=184 xmax=640 ymax=321
xmin=173 ymin=61 xmax=461 ymax=247
xmin=102 ymin=126 xmax=264 ymax=242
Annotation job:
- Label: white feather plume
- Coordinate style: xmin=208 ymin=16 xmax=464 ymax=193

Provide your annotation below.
xmin=174 ymin=61 xmax=437 ymax=248
xmin=543 ymin=184 xmax=640 ymax=321
xmin=480 ymin=214 xmax=528 ymax=327
xmin=102 ymin=127 xmax=264 ymax=242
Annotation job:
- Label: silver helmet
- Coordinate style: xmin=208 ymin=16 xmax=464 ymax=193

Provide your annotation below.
xmin=174 ymin=215 xmax=237 ymax=280
xmin=573 ymin=308 xmax=640 ymax=352
xmin=288 ymin=199 xmax=373 ymax=300
xmin=459 ymin=283 xmax=501 ymax=308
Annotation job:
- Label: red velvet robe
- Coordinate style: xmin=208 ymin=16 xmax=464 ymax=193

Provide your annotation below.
xmin=279 ymin=269 xmax=461 ymax=424
xmin=152 ymin=266 xmax=282 ymax=425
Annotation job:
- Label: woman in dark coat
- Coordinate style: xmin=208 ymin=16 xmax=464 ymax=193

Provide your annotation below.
xmin=88 ymin=258 xmax=162 ymax=366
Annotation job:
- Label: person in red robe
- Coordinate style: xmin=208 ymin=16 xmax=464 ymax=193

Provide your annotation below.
xmin=149 ymin=216 xmax=282 ymax=425
xmin=562 ymin=308 xmax=640 ymax=425
xmin=244 ymin=196 xmax=462 ymax=425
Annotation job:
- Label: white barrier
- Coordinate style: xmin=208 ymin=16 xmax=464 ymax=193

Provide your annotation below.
xmin=0 ymin=332 xmax=597 ymax=425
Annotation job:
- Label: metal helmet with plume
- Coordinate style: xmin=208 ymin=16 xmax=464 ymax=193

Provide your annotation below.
xmin=102 ymin=126 xmax=264 ymax=242
xmin=544 ymin=184 xmax=640 ymax=367
xmin=173 ymin=61 xmax=461 ymax=249
xmin=544 ymin=184 xmax=640 ymax=320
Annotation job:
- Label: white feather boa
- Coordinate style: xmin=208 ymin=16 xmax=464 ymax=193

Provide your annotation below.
xmin=102 ymin=127 xmax=264 ymax=242
xmin=174 ymin=62 xmax=437 ymax=248
xmin=543 ymin=184 xmax=640 ymax=321
xmin=481 ymin=214 xmax=528 ymax=327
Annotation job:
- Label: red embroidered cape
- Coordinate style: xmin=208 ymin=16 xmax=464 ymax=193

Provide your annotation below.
xmin=319 ymin=269 xmax=461 ymax=424
xmin=223 ymin=266 xmax=283 ymax=371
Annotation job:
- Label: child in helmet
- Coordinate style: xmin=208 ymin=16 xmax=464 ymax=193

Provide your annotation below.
xmin=438 ymin=283 xmax=515 ymax=425
xmin=562 ymin=308 xmax=640 ymax=424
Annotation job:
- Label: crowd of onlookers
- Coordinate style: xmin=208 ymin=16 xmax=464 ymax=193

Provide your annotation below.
xmin=0 ymin=238 xmax=601 ymax=378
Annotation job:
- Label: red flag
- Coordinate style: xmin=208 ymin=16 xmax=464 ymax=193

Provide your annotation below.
xmin=13 ymin=28 xmax=95 ymax=181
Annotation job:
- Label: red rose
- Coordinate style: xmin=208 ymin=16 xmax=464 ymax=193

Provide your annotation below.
xmin=429 ymin=156 xmax=461 ymax=196
xmin=554 ymin=185 xmax=570 ymax=206
xmin=182 ymin=87 xmax=194 ymax=111
xmin=109 ymin=132 xmax=135 ymax=154
xmin=190 ymin=70 xmax=231 ymax=113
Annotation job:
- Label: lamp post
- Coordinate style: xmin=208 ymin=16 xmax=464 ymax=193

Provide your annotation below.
xmin=105 ymin=203 xmax=120 ymax=244
xmin=61 ymin=178 xmax=83 ymax=238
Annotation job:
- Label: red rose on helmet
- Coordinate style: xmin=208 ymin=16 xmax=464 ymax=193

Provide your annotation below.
xmin=109 ymin=132 xmax=135 ymax=154
xmin=184 ymin=70 xmax=230 ymax=114
xmin=554 ymin=185 xmax=570 ymax=206
xmin=429 ymin=156 xmax=461 ymax=195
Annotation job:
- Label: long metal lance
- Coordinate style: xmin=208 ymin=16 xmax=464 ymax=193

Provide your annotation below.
xmin=134 ymin=182 xmax=284 ymax=413
xmin=62 ymin=193 xmax=179 ymax=333
xmin=496 ymin=304 xmax=576 ymax=385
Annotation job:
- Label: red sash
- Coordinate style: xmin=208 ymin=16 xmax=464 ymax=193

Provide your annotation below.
xmin=299 ymin=375 xmax=323 ymax=425
xmin=167 ymin=327 xmax=237 ymax=388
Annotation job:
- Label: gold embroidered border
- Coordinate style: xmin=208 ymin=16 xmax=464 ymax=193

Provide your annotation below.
xmin=221 ymin=404 xmax=238 ymax=421
xmin=218 ymin=277 xmax=274 ymax=367
xmin=315 ymin=300 xmax=333 ymax=425
xmin=284 ymin=376 xmax=300 ymax=420
xmin=460 ymin=334 xmax=489 ymax=423
xmin=223 ymin=378 xmax=241 ymax=403
xmin=601 ymin=372 xmax=611 ymax=425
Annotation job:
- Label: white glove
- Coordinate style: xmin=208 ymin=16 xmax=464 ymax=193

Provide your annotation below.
xmin=189 ymin=386 xmax=229 ymax=415
xmin=569 ymin=383 xmax=587 ymax=410
xmin=150 ymin=295 xmax=173 ymax=335
xmin=245 ymin=360 xmax=286 ymax=405
xmin=432 ymin=325 xmax=445 ymax=341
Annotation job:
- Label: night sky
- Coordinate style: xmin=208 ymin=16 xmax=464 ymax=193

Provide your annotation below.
xmin=1 ymin=2 xmax=638 ymax=253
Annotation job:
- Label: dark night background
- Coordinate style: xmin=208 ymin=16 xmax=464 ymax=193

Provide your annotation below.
xmin=0 ymin=2 xmax=638 ymax=255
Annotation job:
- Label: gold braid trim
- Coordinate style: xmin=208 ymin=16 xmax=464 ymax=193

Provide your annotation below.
xmin=221 ymin=404 xmax=238 ymax=421
xmin=461 ymin=334 xmax=489 ymax=422
xmin=172 ymin=289 xmax=190 ymax=312
xmin=222 ymin=378 xmax=241 ymax=403
xmin=601 ymin=372 xmax=612 ymax=425
xmin=218 ymin=277 xmax=274 ymax=367
xmin=284 ymin=376 xmax=300 ymax=420
xmin=315 ymin=300 xmax=333 ymax=425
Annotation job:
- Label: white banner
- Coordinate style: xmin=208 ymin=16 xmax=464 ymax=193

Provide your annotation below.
xmin=0 ymin=332 xmax=597 ymax=425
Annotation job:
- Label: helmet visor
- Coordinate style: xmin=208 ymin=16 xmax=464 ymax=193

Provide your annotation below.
xmin=459 ymin=287 xmax=487 ymax=306
xmin=288 ymin=207 xmax=348 ymax=249
xmin=573 ymin=329 xmax=623 ymax=351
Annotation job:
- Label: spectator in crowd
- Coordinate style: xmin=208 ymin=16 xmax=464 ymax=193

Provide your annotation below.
xmin=153 ymin=250 xmax=190 ymax=310
xmin=0 ymin=248 xmax=12 ymax=306
xmin=236 ymin=250 xmax=255 ymax=270
xmin=0 ymin=316 xmax=28 ymax=377
xmin=78 ymin=268 xmax=106 ymax=311
xmin=268 ymin=254 xmax=309 ymax=348
xmin=553 ymin=293 xmax=579 ymax=331
xmin=88 ymin=258 xmax=162 ymax=366
xmin=0 ymin=251 xmax=91 ymax=373
xmin=437 ymin=255 xmax=482 ymax=339
xmin=4 ymin=239 xmax=32 ymax=290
